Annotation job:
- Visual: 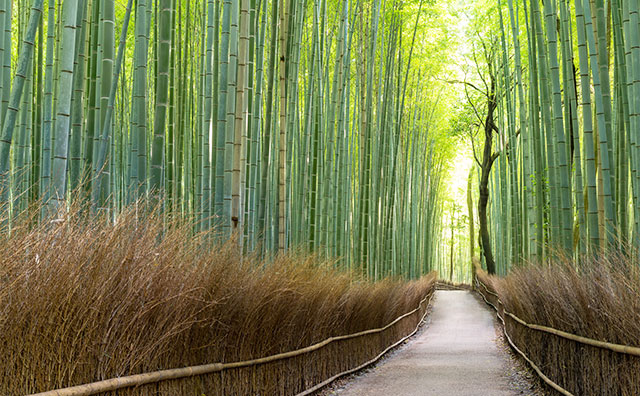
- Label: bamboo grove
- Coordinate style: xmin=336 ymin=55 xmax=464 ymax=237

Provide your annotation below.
xmin=0 ymin=0 xmax=455 ymax=279
xmin=474 ymin=0 xmax=640 ymax=274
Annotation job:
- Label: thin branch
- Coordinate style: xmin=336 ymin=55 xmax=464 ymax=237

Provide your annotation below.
xmin=464 ymin=84 xmax=486 ymax=128
xmin=469 ymin=126 xmax=482 ymax=167
xmin=442 ymin=78 xmax=485 ymax=95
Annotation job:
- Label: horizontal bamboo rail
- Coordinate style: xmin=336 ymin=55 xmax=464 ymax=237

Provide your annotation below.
xmin=503 ymin=311 xmax=640 ymax=356
xmin=30 ymin=285 xmax=435 ymax=396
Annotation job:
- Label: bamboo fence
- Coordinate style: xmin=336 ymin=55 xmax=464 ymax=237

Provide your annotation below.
xmin=475 ymin=276 xmax=640 ymax=396
xmin=29 ymin=285 xmax=436 ymax=396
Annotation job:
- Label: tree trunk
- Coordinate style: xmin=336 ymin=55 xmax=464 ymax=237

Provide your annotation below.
xmin=478 ymin=71 xmax=498 ymax=274
xmin=479 ymin=163 xmax=496 ymax=274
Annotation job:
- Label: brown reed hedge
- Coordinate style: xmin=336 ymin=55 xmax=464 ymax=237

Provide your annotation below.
xmin=0 ymin=205 xmax=436 ymax=395
xmin=476 ymin=257 xmax=640 ymax=396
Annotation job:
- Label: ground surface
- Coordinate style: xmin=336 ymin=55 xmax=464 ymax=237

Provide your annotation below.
xmin=324 ymin=290 xmax=546 ymax=396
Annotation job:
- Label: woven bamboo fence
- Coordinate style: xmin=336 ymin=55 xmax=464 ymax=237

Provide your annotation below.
xmin=475 ymin=272 xmax=640 ymax=396
xmin=28 ymin=283 xmax=436 ymax=396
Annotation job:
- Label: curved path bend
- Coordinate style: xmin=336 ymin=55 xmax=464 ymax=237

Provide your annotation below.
xmin=334 ymin=290 xmax=523 ymax=396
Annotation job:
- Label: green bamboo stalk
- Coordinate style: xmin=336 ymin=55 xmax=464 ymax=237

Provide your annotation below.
xmin=48 ymin=0 xmax=79 ymax=214
xmin=39 ymin=0 xmax=55 ymax=206
xmin=582 ymin=0 xmax=615 ymax=244
xmin=277 ymin=0 xmax=289 ymax=251
xmin=91 ymin=0 xmax=134 ymax=209
xmin=0 ymin=0 xmax=44 ymax=216
xmin=129 ymin=0 xmax=149 ymax=202
xmin=574 ymin=0 xmax=600 ymax=252
xmin=232 ymin=0 xmax=250 ymax=231
xmin=149 ymin=0 xmax=172 ymax=202
xmin=200 ymin=0 xmax=214 ymax=229
xmin=542 ymin=0 xmax=573 ymax=253
xmin=69 ymin=0 xmax=88 ymax=193
xmin=215 ymin=0 xmax=232 ymax=226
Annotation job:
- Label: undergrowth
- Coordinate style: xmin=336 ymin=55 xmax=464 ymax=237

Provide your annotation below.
xmin=0 ymin=205 xmax=435 ymax=395
xmin=477 ymin=256 xmax=640 ymax=396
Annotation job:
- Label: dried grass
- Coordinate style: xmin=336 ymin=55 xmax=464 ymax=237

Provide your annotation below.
xmin=0 ymin=204 xmax=435 ymax=395
xmin=477 ymin=255 xmax=640 ymax=396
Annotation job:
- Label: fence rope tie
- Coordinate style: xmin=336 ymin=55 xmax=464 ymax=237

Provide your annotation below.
xmin=475 ymin=279 xmax=640 ymax=356
xmin=474 ymin=279 xmax=573 ymax=396
xmin=28 ymin=285 xmax=436 ymax=396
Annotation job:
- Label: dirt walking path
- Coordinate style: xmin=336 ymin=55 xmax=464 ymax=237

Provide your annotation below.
xmin=332 ymin=290 xmax=527 ymax=396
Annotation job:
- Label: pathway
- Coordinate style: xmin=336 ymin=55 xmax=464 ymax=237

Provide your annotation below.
xmin=334 ymin=290 xmax=522 ymax=396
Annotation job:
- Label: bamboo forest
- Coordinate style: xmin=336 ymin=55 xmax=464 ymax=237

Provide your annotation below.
xmin=1 ymin=0 xmax=639 ymax=395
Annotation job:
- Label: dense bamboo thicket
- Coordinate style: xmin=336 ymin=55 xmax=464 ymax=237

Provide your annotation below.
xmin=0 ymin=0 xmax=457 ymax=279
xmin=477 ymin=260 xmax=640 ymax=395
xmin=466 ymin=0 xmax=640 ymax=274
xmin=0 ymin=204 xmax=436 ymax=395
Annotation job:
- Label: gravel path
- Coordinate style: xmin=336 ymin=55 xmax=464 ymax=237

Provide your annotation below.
xmin=331 ymin=290 xmax=534 ymax=396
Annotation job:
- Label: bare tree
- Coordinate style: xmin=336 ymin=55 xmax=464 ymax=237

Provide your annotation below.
xmin=449 ymin=37 xmax=508 ymax=275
